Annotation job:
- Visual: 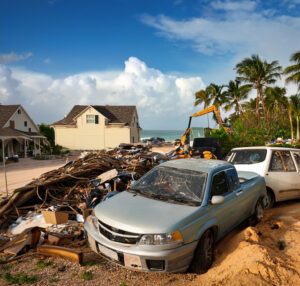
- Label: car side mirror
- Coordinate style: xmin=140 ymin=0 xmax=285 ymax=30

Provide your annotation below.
xmin=211 ymin=195 xmax=225 ymax=205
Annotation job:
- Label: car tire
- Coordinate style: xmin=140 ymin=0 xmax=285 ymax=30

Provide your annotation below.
xmin=249 ymin=199 xmax=264 ymax=226
xmin=266 ymin=189 xmax=275 ymax=209
xmin=189 ymin=229 xmax=214 ymax=274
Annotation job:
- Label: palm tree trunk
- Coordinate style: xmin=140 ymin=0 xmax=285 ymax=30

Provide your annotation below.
xmin=297 ymin=116 xmax=299 ymax=142
xmin=237 ymin=100 xmax=243 ymax=114
xmin=289 ymin=109 xmax=294 ymax=143
xmin=256 ymin=89 xmax=260 ymax=117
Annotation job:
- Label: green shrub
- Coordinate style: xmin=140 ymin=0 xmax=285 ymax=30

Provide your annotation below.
xmin=3 ymin=272 xmax=38 ymax=284
xmin=80 ymin=270 xmax=93 ymax=281
xmin=36 ymin=260 xmax=52 ymax=269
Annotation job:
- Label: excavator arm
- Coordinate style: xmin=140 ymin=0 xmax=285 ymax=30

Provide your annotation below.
xmin=179 ymin=105 xmax=230 ymax=148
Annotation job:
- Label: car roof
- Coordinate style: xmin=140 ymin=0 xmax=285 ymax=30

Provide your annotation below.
xmin=231 ymin=146 xmax=300 ymax=152
xmin=161 ymin=158 xmax=233 ymax=173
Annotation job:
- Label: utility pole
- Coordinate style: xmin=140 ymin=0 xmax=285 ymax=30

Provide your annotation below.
xmin=2 ymin=138 xmax=8 ymax=197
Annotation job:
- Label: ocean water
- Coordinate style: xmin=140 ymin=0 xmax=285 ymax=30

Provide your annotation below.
xmin=141 ymin=130 xmax=184 ymax=141
xmin=141 ymin=128 xmax=205 ymax=142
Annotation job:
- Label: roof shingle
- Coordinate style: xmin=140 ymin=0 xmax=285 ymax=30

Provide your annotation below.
xmin=52 ymin=105 xmax=137 ymax=126
xmin=0 ymin=105 xmax=20 ymax=128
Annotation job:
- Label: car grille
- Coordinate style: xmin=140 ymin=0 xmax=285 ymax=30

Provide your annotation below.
xmin=98 ymin=220 xmax=141 ymax=244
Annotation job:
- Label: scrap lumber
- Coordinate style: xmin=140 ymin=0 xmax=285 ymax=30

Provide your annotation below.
xmin=0 ymin=145 xmax=165 ymax=227
xmin=37 ymin=245 xmax=83 ymax=264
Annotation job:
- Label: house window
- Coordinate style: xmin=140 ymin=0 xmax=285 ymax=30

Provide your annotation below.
xmin=18 ymin=109 xmax=21 ymax=114
xmin=9 ymin=120 xmax=15 ymax=129
xmin=24 ymin=121 xmax=27 ymax=127
xmin=28 ymin=128 xmax=31 ymax=132
xmin=86 ymin=115 xmax=99 ymax=124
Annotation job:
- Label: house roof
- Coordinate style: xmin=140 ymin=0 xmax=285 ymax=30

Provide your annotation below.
xmin=0 ymin=127 xmax=30 ymax=140
xmin=0 ymin=105 xmax=20 ymax=128
xmin=52 ymin=105 xmax=137 ymax=126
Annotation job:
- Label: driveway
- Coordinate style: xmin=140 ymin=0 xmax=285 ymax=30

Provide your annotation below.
xmin=0 ymin=157 xmax=73 ymax=196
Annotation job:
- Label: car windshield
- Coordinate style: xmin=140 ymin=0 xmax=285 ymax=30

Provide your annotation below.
xmin=227 ymin=149 xmax=267 ymax=165
xmin=127 ymin=166 xmax=206 ymax=206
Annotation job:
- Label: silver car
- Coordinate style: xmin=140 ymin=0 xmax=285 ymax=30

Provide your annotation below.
xmin=85 ymin=159 xmax=266 ymax=273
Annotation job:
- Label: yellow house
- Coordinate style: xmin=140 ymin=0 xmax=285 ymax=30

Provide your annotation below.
xmin=52 ymin=105 xmax=141 ymax=150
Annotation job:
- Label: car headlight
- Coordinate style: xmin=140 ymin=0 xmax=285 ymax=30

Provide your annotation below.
xmin=139 ymin=230 xmax=183 ymax=245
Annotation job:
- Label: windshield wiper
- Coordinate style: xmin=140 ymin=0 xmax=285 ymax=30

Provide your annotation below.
xmin=127 ymin=188 xmax=143 ymax=195
xmin=168 ymin=193 xmax=201 ymax=206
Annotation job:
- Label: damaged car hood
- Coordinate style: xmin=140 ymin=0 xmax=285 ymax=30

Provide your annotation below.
xmin=94 ymin=191 xmax=199 ymax=234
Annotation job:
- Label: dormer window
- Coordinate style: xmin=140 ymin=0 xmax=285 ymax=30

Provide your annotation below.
xmin=86 ymin=115 xmax=99 ymax=124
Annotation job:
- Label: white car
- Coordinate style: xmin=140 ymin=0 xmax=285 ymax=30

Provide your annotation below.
xmin=226 ymin=146 xmax=300 ymax=207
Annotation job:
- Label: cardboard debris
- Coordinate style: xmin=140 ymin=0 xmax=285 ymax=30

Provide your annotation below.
xmin=42 ymin=210 xmax=69 ymax=225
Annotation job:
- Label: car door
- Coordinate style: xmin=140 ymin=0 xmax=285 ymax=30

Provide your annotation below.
xmin=226 ymin=168 xmax=252 ymax=222
xmin=209 ymin=170 xmax=241 ymax=237
xmin=267 ymin=150 xmax=300 ymax=201
xmin=290 ymin=151 xmax=300 ymax=199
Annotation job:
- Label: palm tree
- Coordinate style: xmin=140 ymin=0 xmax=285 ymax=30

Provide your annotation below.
xmin=242 ymin=98 xmax=257 ymax=112
xmin=284 ymin=50 xmax=300 ymax=90
xmin=195 ymin=83 xmax=227 ymax=108
xmin=195 ymin=89 xmax=211 ymax=108
xmin=223 ymin=80 xmax=251 ymax=114
xmin=290 ymin=94 xmax=300 ymax=142
xmin=235 ymin=55 xmax=282 ymax=117
xmin=264 ymin=86 xmax=287 ymax=122
xmin=288 ymin=98 xmax=295 ymax=142
xmin=194 ymin=83 xmax=228 ymax=127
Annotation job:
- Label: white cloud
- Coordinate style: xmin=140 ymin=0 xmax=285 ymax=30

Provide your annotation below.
xmin=211 ymin=0 xmax=257 ymax=11
xmin=140 ymin=12 xmax=300 ymax=65
xmin=0 ymin=57 xmax=205 ymax=129
xmin=43 ymin=58 xmax=51 ymax=64
xmin=0 ymin=52 xmax=33 ymax=64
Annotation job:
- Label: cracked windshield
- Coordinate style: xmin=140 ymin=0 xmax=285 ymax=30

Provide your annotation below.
xmin=129 ymin=166 xmax=206 ymax=206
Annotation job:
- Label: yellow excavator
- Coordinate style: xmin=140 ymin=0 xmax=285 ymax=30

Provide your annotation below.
xmin=176 ymin=105 xmax=230 ymax=159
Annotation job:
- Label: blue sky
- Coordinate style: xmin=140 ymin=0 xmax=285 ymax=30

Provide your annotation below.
xmin=1 ymin=0 xmax=300 ymax=129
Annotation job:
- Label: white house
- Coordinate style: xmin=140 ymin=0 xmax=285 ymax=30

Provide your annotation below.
xmin=51 ymin=105 xmax=141 ymax=150
xmin=0 ymin=104 xmax=46 ymax=157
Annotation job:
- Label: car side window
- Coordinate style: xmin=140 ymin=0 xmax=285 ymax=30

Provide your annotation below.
xmin=226 ymin=168 xmax=240 ymax=191
xmin=269 ymin=151 xmax=296 ymax=172
xmin=211 ymin=171 xmax=230 ymax=196
xmin=292 ymin=152 xmax=300 ymax=170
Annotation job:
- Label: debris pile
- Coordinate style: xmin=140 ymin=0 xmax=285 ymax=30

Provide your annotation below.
xmin=0 ymin=144 xmax=169 ymax=262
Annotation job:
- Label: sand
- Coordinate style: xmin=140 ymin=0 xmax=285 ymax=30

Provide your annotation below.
xmin=192 ymin=200 xmax=300 ymax=286
xmin=0 ymin=201 xmax=299 ymax=286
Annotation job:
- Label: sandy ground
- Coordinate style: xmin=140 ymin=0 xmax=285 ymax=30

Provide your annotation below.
xmin=0 ymin=200 xmax=299 ymax=286
xmin=0 ymin=157 xmax=72 ymax=196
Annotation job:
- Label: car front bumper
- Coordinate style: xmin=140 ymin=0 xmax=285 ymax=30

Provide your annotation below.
xmin=84 ymin=216 xmax=197 ymax=273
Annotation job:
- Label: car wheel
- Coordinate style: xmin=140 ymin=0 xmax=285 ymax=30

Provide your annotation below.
xmin=189 ymin=230 xmax=214 ymax=274
xmin=249 ymin=199 xmax=264 ymax=225
xmin=266 ymin=189 xmax=275 ymax=209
